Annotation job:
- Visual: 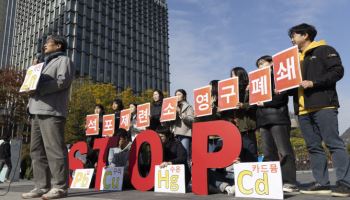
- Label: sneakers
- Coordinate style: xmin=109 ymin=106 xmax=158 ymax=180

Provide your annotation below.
xmin=224 ymin=185 xmax=235 ymax=196
xmin=331 ymin=182 xmax=350 ymax=197
xmin=41 ymin=188 xmax=68 ymax=200
xmin=22 ymin=188 xmax=50 ymax=199
xmin=300 ymin=183 xmax=331 ymax=195
xmin=283 ymin=183 xmax=299 ymax=193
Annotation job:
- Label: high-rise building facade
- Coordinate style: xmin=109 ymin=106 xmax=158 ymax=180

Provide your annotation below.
xmin=12 ymin=0 xmax=170 ymax=93
xmin=0 ymin=0 xmax=16 ymax=68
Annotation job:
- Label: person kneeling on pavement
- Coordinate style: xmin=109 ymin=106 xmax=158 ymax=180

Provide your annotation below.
xmin=156 ymin=126 xmax=191 ymax=187
xmin=109 ymin=129 xmax=132 ymax=188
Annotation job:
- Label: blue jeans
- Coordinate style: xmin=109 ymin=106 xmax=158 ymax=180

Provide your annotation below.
xmin=208 ymin=168 xmax=234 ymax=193
xmin=208 ymin=138 xmax=223 ymax=153
xmin=176 ymin=135 xmax=191 ymax=159
xmin=299 ymin=109 xmax=350 ymax=187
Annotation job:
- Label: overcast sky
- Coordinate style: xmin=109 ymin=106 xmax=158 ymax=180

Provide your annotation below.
xmin=167 ymin=0 xmax=350 ymax=134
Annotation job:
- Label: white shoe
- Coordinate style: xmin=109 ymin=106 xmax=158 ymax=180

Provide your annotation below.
xmin=41 ymin=188 xmax=67 ymax=199
xmin=22 ymin=188 xmax=50 ymax=199
xmin=225 ymin=185 xmax=235 ymax=196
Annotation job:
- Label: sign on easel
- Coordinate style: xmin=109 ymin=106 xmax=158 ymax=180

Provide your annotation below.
xmin=19 ymin=63 xmax=44 ymax=92
xmin=154 ymin=164 xmax=186 ymax=194
xmin=70 ymin=169 xmax=94 ymax=189
xmin=100 ymin=167 xmax=124 ymax=191
xmin=234 ymin=161 xmax=283 ymax=199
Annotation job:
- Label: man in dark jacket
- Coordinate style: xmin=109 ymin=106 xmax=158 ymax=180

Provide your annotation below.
xmin=288 ymin=23 xmax=349 ymax=197
xmin=156 ymin=126 xmax=191 ymax=187
xmin=0 ymin=138 xmax=12 ymax=183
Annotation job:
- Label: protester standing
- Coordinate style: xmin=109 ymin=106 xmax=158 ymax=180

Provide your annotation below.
xmin=22 ymin=35 xmax=74 ymax=199
xmin=112 ymin=99 xmax=124 ymax=131
xmin=288 ymin=23 xmax=350 ymax=197
xmin=255 ymin=55 xmax=298 ymax=193
xmin=150 ymin=89 xmax=164 ymax=130
xmin=230 ymin=67 xmax=258 ymax=162
xmin=170 ymin=89 xmax=194 ymax=159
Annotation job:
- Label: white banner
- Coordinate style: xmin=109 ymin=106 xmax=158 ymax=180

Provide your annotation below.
xmin=70 ymin=168 xmax=94 ymax=189
xmin=19 ymin=63 xmax=44 ymax=92
xmin=234 ymin=161 xmax=283 ymax=199
xmin=100 ymin=167 xmax=124 ymax=191
xmin=154 ymin=164 xmax=186 ymax=194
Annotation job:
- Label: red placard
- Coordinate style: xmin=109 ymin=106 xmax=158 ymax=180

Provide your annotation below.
xmin=85 ymin=114 xmax=99 ymax=136
xmin=218 ymin=77 xmax=239 ymax=111
xmin=102 ymin=114 xmax=115 ymax=137
xmin=272 ymin=45 xmax=302 ymax=92
xmin=160 ymin=96 xmax=178 ymax=122
xmin=194 ymin=85 xmax=212 ymax=117
xmin=249 ymin=67 xmax=272 ymax=105
xmin=119 ymin=109 xmax=131 ymax=131
xmin=136 ymin=103 xmax=150 ymax=128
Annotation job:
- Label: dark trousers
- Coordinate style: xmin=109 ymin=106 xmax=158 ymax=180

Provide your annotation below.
xmin=239 ymin=130 xmax=258 ymax=162
xmin=260 ymin=124 xmax=297 ymax=185
xmin=0 ymin=158 xmax=12 ymax=180
xmin=30 ymin=115 xmax=68 ymax=190
xmin=208 ymin=169 xmax=234 ymax=193
xmin=299 ymin=109 xmax=350 ymax=187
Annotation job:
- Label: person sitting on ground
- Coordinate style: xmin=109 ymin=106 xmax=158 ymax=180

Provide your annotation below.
xmin=109 ymin=129 xmax=132 ymax=188
xmin=156 ymin=126 xmax=191 ymax=187
xmin=107 ymin=128 xmax=128 ymax=165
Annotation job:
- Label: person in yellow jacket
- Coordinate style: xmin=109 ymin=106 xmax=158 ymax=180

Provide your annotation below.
xmin=288 ymin=23 xmax=349 ymax=197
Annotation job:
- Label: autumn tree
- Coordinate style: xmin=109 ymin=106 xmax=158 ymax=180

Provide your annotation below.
xmin=65 ymin=78 xmax=168 ymax=144
xmin=0 ymin=68 xmax=29 ymax=139
xmin=65 ymin=78 xmax=117 ymax=143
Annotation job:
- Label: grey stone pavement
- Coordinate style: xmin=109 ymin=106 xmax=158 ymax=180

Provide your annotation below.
xmin=0 ymin=169 xmax=349 ymax=200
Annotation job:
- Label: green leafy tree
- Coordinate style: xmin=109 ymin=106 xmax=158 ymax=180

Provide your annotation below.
xmin=65 ymin=78 xmax=117 ymax=143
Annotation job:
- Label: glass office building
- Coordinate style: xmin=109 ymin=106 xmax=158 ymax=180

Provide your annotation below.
xmin=0 ymin=0 xmax=16 ymax=68
xmin=12 ymin=0 xmax=170 ymax=93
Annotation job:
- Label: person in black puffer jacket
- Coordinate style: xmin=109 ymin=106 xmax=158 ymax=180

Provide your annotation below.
xmin=255 ymin=55 xmax=298 ymax=193
xmin=112 ymin=98 xmax=124 ymax=131
xmin=150 ymin=89 xmax=164 ymax=130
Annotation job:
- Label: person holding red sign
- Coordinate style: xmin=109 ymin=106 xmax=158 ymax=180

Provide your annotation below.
xmin=255 ymin=55 xmax=298 ymax=193
xmin=84 ymin=104 xmax=105 ymax=189
xmin=111 ymin=99 xmax=124 ymax=131
xmin=166 ymin=89 xmax=194 ymax=160
xmin=196 ymin=80 xmax=223 ymax=152
xmin=129 ymin=102 xmax=149 ymax=176
xmin=129 ymin=103 xmax=145 ymax=141
xmin=288 ymin=23 xmax=350 ymax=197
xmin=226 ymin=67 xmax=258 ymax=163
xmin=150 ymin=89 xmax=164 ymax=130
